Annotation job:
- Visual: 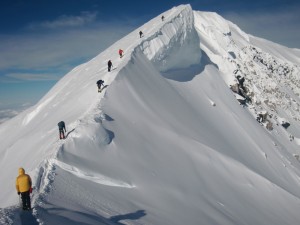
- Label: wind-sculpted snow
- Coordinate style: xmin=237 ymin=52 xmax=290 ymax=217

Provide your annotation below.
xmin=22 ymin=96 xmax=55 ymax=125
xmin=1 ymin=4 xmax=300 ymax=225
xmin=53 ymin=159 xmax=135 ymax=188
xmin=141 ymin=5 xmax=201 ymax=72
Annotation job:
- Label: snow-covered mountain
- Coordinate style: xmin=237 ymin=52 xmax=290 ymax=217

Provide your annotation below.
xmin=1 ymin=4 xmax=300 ymax=225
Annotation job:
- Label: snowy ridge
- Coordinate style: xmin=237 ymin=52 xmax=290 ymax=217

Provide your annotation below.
xmin=195 ymin=10 xmax=300 ymax=141
xmin=140 ymin=5 xmax=201 ymax=72
xmin=0 ymin=4 xmax=195 ymax=207
xmin=1 ymin=4 xmax=300 ymax=225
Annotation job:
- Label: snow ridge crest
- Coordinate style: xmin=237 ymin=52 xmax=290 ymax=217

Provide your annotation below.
xmin=138 ymin=4 xmax=201 ymax=72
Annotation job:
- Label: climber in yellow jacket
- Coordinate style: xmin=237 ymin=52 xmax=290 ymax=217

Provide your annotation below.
xmin=16 ymin=167 xmax=32 ymax=210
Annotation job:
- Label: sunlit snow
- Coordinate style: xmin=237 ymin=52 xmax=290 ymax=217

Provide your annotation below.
xmin=1 ymin=4 xmax=300 ymax=225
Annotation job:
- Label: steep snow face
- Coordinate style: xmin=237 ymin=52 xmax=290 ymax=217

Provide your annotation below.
xmin=141 ymin=5 xmax=201 ymax=72
xmin=0 ymin=3 xmax=198 ymax=209
xmin=1 ymin=4 xmax=300 ymax=225
xmin=194 ymin=10 xmax=300 ymax=144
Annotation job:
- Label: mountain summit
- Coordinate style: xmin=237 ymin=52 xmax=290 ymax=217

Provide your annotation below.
xmin=1 ymin=4 xmax=300 ymax=225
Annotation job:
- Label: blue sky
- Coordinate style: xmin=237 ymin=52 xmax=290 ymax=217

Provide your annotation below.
xmin=0 ymin=0 xmax=299 ymax=119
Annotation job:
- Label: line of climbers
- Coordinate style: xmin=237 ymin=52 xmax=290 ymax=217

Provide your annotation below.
xmin=56 ymin=48 xmax=126 ymax=141
xmin=16 ymin=122 xmax=67 ymax=210
xmin=16 ymin=14 xmax=167 ymax=211
xmin=140 ymin=14 xmax=164 ymax=38
xmin=57 ymin=14 xmax=168 ymax=140
xmin=56 ymin=48 xmax=126 ymax=142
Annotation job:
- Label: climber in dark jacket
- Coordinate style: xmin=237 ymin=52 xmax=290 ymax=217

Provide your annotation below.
xmin=96 ymin=80 xmax=104 ymax=92
xmin=58 ymin=121 xmax=66 ymax=139
xmin=108 ymin=60 xmax=113 ymax=72
xmin=139 ymin=31 xmax=143 ymax=38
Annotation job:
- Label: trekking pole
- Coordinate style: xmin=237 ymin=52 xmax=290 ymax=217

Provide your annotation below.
xmin=19 ymin=195 xmax=22 ymax=208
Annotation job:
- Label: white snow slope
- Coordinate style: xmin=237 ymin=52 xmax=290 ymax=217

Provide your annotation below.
xmin=1 ymin=4 xmax=300 ymax=225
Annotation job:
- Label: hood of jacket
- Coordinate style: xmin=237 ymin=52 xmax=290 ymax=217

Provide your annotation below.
xmin=18 ymin=167 xmax=25 ymax=175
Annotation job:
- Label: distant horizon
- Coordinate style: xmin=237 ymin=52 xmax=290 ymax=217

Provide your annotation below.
xmin=0 ymin=0 xmax=299 ymax=122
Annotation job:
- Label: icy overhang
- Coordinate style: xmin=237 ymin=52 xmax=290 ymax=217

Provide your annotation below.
xmin=140 ymin=5 xmax=202 ymax=72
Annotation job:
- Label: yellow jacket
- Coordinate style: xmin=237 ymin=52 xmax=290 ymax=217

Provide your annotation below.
xmin=16 ymin=168 xmax=32 ymax=193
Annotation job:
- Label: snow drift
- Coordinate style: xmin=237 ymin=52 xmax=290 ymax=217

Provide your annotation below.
xmin=1 ymin=4 xmax=300 ymax=225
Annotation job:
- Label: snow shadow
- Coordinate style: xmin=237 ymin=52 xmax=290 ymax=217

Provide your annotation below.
xmin=110 ymin=210 xmax=147 ymax=225
xmin=93 ymin=114 xmax=115 ymax=144
xmin=20 ymin=210 xmax=39 ymax=225
xmin=94 ymin=113 xmax=114 ymax=123
xmin=35 ymin=166 xmax=44 ymax=192
xmin=228 ymin=51 xmax=236 ymax=59
xmin=99 ymin=85 xmax=109 ymax=93
xmin=105 ymin=129 xmax=114 ymax=144
xmin=103 ymin=114 xmax=114 ymax=121
xmin=34 ymin=204 xmax=116 ymax=225
xmin=65 ymin=129 xmax=75 ymax=138
xmin=161 ymin=50 xmax=218 ymax=82
xmin=0 ymin=206 xmax=20 ymax=225
xmin=102 ymin=114 xmax=115 ymax=144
